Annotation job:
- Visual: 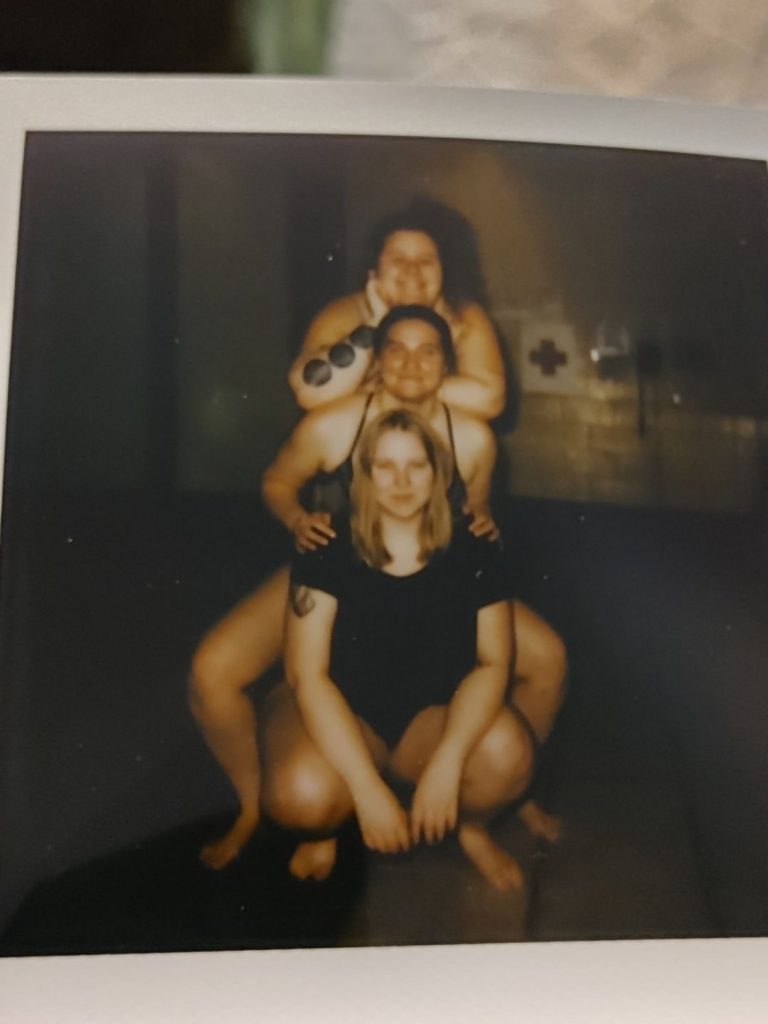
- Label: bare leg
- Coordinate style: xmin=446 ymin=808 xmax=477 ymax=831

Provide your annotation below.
xmin=456 ymin=709 xmax=535 ymax=890
xmin=189 ymin=568 xmax=289 ymax=868
xmin=510 ymin=600 xmax=567 ymax=842
xmin=511 ymin=600 xmax=567 ymax=742
xmin=456 ymin=825 xmax=523 ymax=891
xmin=389 ymin=705 xmax=533 ymax=891
xmin=516 ymin=799 xmax=562 ymax=842
xmin=261 ymin=684 xmax=386 ymax=881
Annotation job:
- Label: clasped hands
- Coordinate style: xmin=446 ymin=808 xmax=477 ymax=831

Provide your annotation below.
xmin=353 ymin=748 xmax=463 ymax=854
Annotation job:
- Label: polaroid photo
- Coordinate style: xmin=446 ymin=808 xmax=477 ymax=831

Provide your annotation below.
xmin=0 ymin=76 xmax=767 ymax=1022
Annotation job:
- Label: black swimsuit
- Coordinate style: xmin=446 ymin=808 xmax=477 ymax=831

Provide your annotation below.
xmin=291 ymin=522 xmax=510 ymax=747
xmin=306 ymin=394 xmax=468 ymax=518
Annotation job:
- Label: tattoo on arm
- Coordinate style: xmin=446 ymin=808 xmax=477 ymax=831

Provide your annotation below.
xmin=290 ymin=583 xmax=316 ymax=617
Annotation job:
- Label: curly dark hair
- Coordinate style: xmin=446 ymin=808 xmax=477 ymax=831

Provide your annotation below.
xmin=364 ymin=197 xmax=488 ymax=310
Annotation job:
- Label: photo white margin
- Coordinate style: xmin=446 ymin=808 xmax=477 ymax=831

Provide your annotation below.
xmin=1 ymin=75 xmax=767 ymax=1024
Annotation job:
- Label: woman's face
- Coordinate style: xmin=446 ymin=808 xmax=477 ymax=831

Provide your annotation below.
xmin=379 ymin=317 xmax=446 ymax=404
xmin=370 ymin=429 xmax=435 ymax=521
xmin=375 ymin=230 xmax=443 ymax=307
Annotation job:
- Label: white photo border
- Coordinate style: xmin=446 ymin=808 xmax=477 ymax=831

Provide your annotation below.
xmin=1 ymin=75 xmax=767 ymax=1022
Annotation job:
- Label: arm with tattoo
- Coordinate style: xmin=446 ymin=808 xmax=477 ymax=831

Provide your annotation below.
xmin=289 ymin=582 xmax=316 ymax=618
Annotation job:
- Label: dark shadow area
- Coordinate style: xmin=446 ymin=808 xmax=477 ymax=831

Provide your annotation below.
xmin=2 ymin=815 xmax=367 ymax=956
xmin=0 ymin=1 xmax=248 ymax=73
xmin=1 ymin=495 xmax=766 ymax=953
xmin=2 ymin=129 xmax=768 ymax=955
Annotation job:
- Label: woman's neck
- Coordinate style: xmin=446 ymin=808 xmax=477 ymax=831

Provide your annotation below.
xmin=379 ymin=513 xmax=424 ymax=576
xmin=376 ymin=390 xmax=441 ymax=419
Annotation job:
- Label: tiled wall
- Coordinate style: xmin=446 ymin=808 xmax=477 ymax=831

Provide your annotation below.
xmin=499 ymin=313 xmax=764 ymax=513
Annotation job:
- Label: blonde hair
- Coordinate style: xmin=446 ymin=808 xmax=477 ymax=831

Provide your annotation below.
xmin=350 ymin=409 xmax=454 ymax=569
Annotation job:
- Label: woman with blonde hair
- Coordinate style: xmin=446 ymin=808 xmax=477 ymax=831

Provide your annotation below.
xmin=260 ymin=409 xmax=533 ymax=889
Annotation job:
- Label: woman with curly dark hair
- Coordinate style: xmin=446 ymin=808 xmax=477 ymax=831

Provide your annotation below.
xmin=289 ymin=198 xmax=505 ymax=418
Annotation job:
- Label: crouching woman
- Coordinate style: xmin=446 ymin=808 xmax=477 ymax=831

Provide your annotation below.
xmin=262 ymin=409 xmax=533 ymax=890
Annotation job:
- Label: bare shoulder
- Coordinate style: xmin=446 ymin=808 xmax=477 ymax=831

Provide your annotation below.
xmin=451 ymin=301 xmax=495 ymax=336
xmin=303 ymin=392 xmax=367 ymax=453
xmin=447 ymin=301 xmax=500 ymax=369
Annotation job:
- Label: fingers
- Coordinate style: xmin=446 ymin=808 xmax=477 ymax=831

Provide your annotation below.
xmin=307 ymin=516 xmax=335 ymax=540
xmin=410 ymin=805 xmax=423 ymax=846
xmin=294 ymin=515 xmax=336 ymax=550
xmin=362 ymin=818 xmax=410 ymax=854
xmin=468 ymin=516 xmax=501 ymax=541
xmin=395 ymin=813 xmax=411 ymax=853
xmin=410 ymin=799 xmax=456 ymax=845
xmin=358 ymin=790 xmax=410 ymax=854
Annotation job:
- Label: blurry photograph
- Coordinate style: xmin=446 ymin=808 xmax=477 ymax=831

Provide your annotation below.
xmin=1 ymin=122 xmax=767 ymax=959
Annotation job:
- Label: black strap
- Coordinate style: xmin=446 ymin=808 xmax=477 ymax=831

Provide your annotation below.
xmin=350 ymin=392 xmax=375 ymax=457
xmin=443 ymin=402 xmax=457 ymax=460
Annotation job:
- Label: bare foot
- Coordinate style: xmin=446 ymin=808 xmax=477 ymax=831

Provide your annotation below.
xmin=200 ymin=812 xmax=258 ymax=870
xmin=457 ymin=823 xmax=524 ymax=891
xmin=289 ymin=838 xmax=338 ymax=881
xmin=517 ymin=799 xmax=562 ymax=842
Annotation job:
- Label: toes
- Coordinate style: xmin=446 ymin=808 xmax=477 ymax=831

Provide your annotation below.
xmin=310 ymin=859 xmax=334 ymax=882
xmin=499 ymin=860 xmax=524 ymax=891
xmin=200 ymin=841 xmax=236 ymax=871
xmin=289 ymin=841 xmax=337 ymax=882
xmin=518 ymin=802 xmax=563 ymax=843
xmin=541 ymin=820 xmax=562 ymax=843
xmin=288 ymin=850 xmax=311 ymax=880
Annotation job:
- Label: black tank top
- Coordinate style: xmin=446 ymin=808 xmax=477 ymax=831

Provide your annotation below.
xmin=306 ymin=395 xmax=468 ymax=518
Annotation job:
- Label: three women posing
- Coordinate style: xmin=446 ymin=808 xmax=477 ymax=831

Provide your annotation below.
xmin=189 ymin=204 xmax=566 ymax=883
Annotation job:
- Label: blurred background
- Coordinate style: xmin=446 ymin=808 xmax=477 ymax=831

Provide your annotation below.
xmin=4 ymin=0 xmax=768 ymax=108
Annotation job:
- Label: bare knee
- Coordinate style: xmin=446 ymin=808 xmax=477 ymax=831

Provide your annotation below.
xmin=462 ymin=714 xmax=534 ymax=810
xmin=262 ymin=761 xmax=351 ymax=832
xmin=479 ymin=715 xmax=533 ymax=785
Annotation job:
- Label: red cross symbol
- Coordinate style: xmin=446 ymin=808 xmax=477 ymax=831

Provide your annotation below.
xmin=529 ymin=338 xmax=567 ymax=376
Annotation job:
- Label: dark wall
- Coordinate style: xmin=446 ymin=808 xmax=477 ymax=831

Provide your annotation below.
xmin=2 ymin=132 xmax=768 ymax=933
xmin=525 ymin=146 xmax=768 ymax=416
xmin=9 ymin=134 xmax=768 ymax=502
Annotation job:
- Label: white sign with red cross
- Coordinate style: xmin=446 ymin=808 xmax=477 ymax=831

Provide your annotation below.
xmin=519 ymin=318 xmax=585 ymax=395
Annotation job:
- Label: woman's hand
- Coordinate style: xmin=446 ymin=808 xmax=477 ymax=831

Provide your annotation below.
xmin=353 ymin=780 xmax=411 ymax=853
xmin=292 ymin=511 xmax=336 ymax=552
xmin=465 ymin=506 xmax=501 ymax=541
xmin=433 ymin=295 xmax=457 ymax=326
xmin=410 ymin=749 xmax=463 ymax=845
xmin=364 ymin=272 xmax=390 ymax=326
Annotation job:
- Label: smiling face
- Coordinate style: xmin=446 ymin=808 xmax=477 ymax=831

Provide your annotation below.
xmin=379 ymin=317 xmax=446 ymax=404
xmin=370 ymin=428 xmax=435 ymax=521
xmin=375 ymin=230 xmax=443 ymax=307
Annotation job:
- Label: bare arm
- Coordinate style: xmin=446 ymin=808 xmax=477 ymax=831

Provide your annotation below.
xmin=285 ymin=586 xmax=410 ymax=852
xmin=411 ymin=600 xmax=511 ymax=842
xmin=461 ymin=419 xmax=496 ymax=513
xmin=260 ymin=412 xmax=339 ymax=549
xmin=289 ymin=294 xmax=374 ymax=410
xmin=435 ymin=600 xmax=512 ymax=762
xmin=436 ymin=303 xmax=505 ymax=420
xmin=453 ymin=415 xmax=500 ymax=540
